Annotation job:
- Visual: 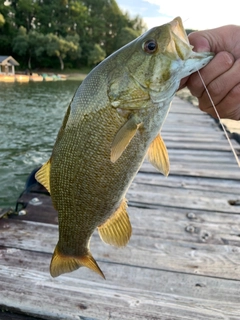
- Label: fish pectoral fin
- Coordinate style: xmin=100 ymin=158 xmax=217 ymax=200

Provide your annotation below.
xmin=35 ymin=159 xmax=51 ymax=193
xmin=98 ymin=198 xmax=132 ymax=247
xmin=111 ymin=116 xmax=142 ymax=163
xmin=50 ymin=244 xmax=105 ymax=279
xmin=147 ymin=134 xmax=170 ymax=176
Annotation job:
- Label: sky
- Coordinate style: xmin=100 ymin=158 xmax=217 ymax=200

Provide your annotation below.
xmin=117 ymin=0 xmax=240 ymax=31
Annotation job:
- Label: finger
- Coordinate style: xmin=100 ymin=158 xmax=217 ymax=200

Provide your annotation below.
xmin=187 ymin=51 xmax=234 ymax=98
xmin=199 ymin=82 xmax=240 ymax=120
xmin=199 ymin=58 xmax=240 ymax=106
xmin=188 ymin=32 xmax=211 ymax=52
xmin=178 ymin=76 xmax=188 ymax=90
xmin=189 ymin=27 xmax=238 ymax=55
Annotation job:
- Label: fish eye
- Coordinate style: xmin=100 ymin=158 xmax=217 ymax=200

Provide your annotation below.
xmin=143 ymin=39 xmax=157 ymax=54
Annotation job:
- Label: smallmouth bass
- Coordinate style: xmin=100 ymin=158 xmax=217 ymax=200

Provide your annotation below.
xmin=36 ymin=17 xmax=213 ymax=278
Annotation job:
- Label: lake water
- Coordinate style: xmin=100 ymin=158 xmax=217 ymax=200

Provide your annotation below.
xmin=0 ymin=80 xmax=80 ymax=208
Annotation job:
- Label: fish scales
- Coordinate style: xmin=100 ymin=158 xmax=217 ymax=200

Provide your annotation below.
xmin=53 ymin=106 xmax=150 ymax=224
xmin=36 ymin=17 xmax=214 ymax=278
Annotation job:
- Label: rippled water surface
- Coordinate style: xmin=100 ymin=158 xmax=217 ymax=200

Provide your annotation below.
xmin=0 ymin=80 xmax=80 ymax=207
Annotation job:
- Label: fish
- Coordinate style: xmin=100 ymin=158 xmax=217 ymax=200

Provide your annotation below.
xmin=35 ymin=17 xmax=213 ymax=279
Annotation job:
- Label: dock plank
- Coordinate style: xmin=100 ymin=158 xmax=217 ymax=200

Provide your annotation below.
xmin=134 ymin=172 xmax=240 ymax=193
xmin=1 ymin=97 xmax=240 ymax=319
xmin=1 ymin=247 xmax=240 ymax=320
xmin=128 ymin=182 xmax=240 ymax=213
xmin=140 ymin=160 xmax=240 ymax=180
xmin=1 ymin=216 xmax=240 ymax=280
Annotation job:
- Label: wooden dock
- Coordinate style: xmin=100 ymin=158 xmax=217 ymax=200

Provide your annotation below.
xmin=1 ymin=97 xmax=240 ymax=320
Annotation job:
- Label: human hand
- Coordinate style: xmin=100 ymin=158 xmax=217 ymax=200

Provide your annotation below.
xmin=181 ymin=25 xmax=240 ymax=120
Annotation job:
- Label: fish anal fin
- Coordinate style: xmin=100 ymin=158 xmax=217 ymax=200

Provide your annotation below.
xmin=111 ymin=116 xmax=142 ymax=163
xmin=50 ymin=244 xmax=105 ymax=279
xmin=98 ymin=199 xmax=132 ymax=247
xmin=147 ymin=134 xmax=170 ymax=176
xmin=35 ymin=159 xmax=51 ymax=193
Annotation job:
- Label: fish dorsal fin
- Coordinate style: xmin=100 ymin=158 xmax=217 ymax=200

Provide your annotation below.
xmin=50 ymin=243 xmax=105 ymax=279
xmin=98 ymin=199 xmax=132 ymax=247
xmin=111 ymin=115 xmax=142 ymax=163
xmin=147 ymin=134 xmax=170 ymax=176
xmin=35 ymin=159 xmax=51 ymax=193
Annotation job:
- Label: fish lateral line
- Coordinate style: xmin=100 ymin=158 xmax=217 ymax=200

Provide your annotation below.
xmin=197 ymin=70 xmax=240 ymax=167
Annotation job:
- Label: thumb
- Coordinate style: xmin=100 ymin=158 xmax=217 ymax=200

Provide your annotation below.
xmin=188 ymin=32 xmax=211 ymax=53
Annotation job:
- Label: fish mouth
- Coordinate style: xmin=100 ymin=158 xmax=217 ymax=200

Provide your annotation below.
xmin=147 ymin=17 xmax=214 ymax=98
xmin=170 ymin=17 xmax=190 ymax=52
xmin=169 ymin=17 xmax=214 ymax=62
xmin=167 ymin=17 xmax=214 ymax=75
xmin=168 ymin=17 xmax=194 ymax=60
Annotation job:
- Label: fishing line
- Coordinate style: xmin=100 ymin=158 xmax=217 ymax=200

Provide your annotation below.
xmin=197 ymin=70 xmax=240 ymax=167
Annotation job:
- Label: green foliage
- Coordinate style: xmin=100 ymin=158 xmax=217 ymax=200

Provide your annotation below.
xmin=14 ymin=0 xmax=41 ymax=31
xmin=0 ymin=0 xmax=146 ymax=70
xmin=117 ymin=27 xmax=140 ymax=48
xmin=45 ymin=33 xmax=80 ymax=69
xmin=12 ymin=27 xmax=46 ymax=68
xmin=0 ymin=13 xmax=5 ymax=27
xmin=0 ymin=1 xmax=17 ymax=54
xmin=185 ymin=29 xmax=197 ymax=35
xmin=88 ymin=44 xmax=106 ymax=66
xmin=36 ymin=0 xmax=88 ymax=36
xmin=12 ymin=26 xmax=29 ymax=56
xmin=29 ymin=31 xmax=46 ymax=58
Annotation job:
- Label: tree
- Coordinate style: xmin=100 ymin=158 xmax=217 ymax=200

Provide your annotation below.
xmin=12 ymin=26 xmax=29 ymax=57
xmin=88 ymin=44 xmax=106 ymax=66
xmin=0 ymin=0 xmax=146 ymax=69
xmin=65 ymin=34 xmax=81 ymax=59
xmin=185 ymin=29 xmax=197 ymax=35
xmin=116 ymin=27 xmax=140 ymax=49
xmin=0 ymin=1 xmax=17 ymax=54
xmin=28 ymin=30 xmax=46 ymax=67
xmin=12 ymin=0 xmax=40 ymax=31
xmin=126 ymin=14 xmax=147 ymax=34
xmin=45 ymin=33 xmax=80 ymax=70
xmin=37 ymin=0 xmax=88 ymax=37
xmin=0 ymin=13 xmax=5 ymax=28
xmin=82 ymin=0 xmax=145 ymax=57
xmin=12 ymin=26 xmax=46 ymax=69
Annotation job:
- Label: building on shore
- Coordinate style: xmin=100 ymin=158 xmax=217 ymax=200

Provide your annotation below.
xmin=0 ymin=56 xmax=19 ymax=75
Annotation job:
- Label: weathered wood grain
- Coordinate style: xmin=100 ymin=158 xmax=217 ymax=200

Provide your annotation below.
xmin=140 ymin=160 xmax=240 ymax=180
xmin=1 ymin=96 xmax=240 ymax=320
xmin=134 ymin=172 xmax=240 ymax=194
xmin=1 ymin=217 xmax=240 ymax=280
xmin=1 ymin=247 xmax=240 ymax=320
xmin=128 ymin=183 xmax=240 ymax=214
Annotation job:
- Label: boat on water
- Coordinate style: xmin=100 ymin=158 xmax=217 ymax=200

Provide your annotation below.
xmin=30 ymin=73 xmax=44 ymax=82
xmin=41 ymin=73 xmax=66 ymax=81
xmin=0 ymin=73 xmax=43 ymax=82
xmin=15 ymin=74 xmax=30 ymax=82
xmin=0 ymin=74 xmax=15 ymax=82
xmin=0 ymin=73 xmax=67 ymax=83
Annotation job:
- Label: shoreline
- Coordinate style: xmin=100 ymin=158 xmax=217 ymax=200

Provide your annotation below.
xmin=0 ymin=72 xmax=88 ymax=83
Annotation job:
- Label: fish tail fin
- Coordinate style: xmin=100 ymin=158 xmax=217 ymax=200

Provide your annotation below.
xmin=50 ymin=243 xmax=105 ymax=279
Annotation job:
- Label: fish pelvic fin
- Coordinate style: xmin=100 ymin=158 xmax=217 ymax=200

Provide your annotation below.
xmin=98 ymin=198 xmax=132 ymax=247
xmin=35 ymin=158 xmax=51 ymax=193
xmin=111 ymin=115 xmax=142 ymax=163
xmin=50 ymin=244 xmax=105 ymax=279
xmin=147 ymin=134 xmax=170 ymax=176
